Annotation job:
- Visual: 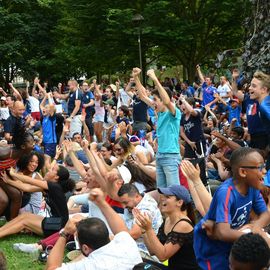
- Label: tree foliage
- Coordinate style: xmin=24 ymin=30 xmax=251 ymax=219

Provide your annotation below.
xmin=0 ymin=0 xmax=255 ymax=85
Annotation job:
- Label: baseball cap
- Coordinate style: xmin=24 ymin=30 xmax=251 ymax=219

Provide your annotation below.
xmin=117 ymin=165 xmax=131 ymax=183
xmin=0 ymin=96 xmax=6 ymax=101
xmin=158 ymin=184 xmax=192 ymax=204
xmin=109 ymin=84 xmax=117 ymax=92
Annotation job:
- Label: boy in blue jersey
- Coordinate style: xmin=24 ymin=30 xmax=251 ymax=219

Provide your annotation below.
xmin=196 ymin=65 xmax=218 ymax=109
xmin=194 ymin=147 xmax=270 ymax=270
xmin=40 ymin=92 xmax=57 ymax=169
xmin=132 ymin=67 xmax=181 ymax=187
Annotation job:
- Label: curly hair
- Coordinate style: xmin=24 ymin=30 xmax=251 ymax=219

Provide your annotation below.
xmin=17 ymin=151 xmax=45 ymax=172
xmin=231 ymin=233 xmax=270 ymax=269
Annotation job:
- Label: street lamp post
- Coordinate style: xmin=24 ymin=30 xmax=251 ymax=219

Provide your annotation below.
xmin=132 ymin=14 xmax=144 ymax=80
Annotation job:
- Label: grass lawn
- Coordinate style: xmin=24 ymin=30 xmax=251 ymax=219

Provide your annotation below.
xmin=0 ymin=221 xmax=44 ymax=270
xmin=1 ymin=234 xmax=44 ymax=270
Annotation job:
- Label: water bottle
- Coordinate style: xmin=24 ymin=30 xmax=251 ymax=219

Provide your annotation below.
xmin=139 ymin=129 xmax=146 ymax=147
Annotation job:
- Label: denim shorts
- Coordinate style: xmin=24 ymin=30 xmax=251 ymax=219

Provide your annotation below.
xmin=156 ymin=153 xmax=181 ymax=188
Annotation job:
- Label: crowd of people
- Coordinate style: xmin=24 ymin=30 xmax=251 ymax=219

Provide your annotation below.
xmin=0 ymin=65 xmax=269 ymax=270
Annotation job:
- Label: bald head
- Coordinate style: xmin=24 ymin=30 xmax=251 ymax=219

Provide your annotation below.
xmin=13 ymin=101 xmax=25 ymax=117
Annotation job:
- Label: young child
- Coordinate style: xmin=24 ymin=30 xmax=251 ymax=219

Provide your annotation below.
xmin=229 ymin=233 xmax=270 ymax=270
xmin=193 ymin=147 xmax=270 ymax=270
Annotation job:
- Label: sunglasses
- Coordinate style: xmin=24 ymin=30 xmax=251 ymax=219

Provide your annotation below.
xmin=240 ymin=164 xmax=266 ymax=172
xmin=114 ymin=147 xmax=123 ymax=152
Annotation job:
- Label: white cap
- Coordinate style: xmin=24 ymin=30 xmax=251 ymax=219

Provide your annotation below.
xmin=117 ymin=165 xmax=131 ymax=183
xmin=1 ymin=96 xmax=6 ymax=101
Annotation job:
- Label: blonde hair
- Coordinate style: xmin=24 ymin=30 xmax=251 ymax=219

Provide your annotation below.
xmin=253 ymin=71 xmax=270 ymax=92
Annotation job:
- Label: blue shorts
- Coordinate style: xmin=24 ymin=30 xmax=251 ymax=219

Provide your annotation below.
xmin=44 ymin=143 xmax=57 ymax=158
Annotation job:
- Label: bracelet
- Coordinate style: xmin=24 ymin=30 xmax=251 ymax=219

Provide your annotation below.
xmin=194 ymin=182 xmax=203 ymax=188
xmin=59 ymin=229 xmax=70 ymax=240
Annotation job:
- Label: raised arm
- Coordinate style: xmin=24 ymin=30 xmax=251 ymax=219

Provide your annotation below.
xmin=90 ymin=188 xmax=128 ymax=234
xmin=0 ymin=87 xmax=8 ymax=97
xmin=211 ymin=130 xmax=241 ymax=151
xmin=181 ymin=160 xmax=212 ymax=216
xmin=132 ymin=68 xmax=154 ymax=108
xmin=231 ymin=69 xmax=244 ymax=102
xmin=180 ymin=95 xmax=197 ymax=116
xmin=8 ymin=83 xmax=22 ymax=101
xmin=196 ymin=65 xmax=205 ymax=84
xmin=147 ymin=69 xmax=176 ymax=115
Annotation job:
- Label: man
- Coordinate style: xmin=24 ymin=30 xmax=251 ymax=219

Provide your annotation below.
xmin=249 ymin=71 xmax=270 ymax=138
xmin=124 ymin=78 xmax=148 ymax=133
xmin=196 ymin=65 xmax=218 ymax=108
xmin=54 ymin=79 xmax=83 ymax=137
xmin=81 ymin=81 xmax=95 ymax=142
xmin=117 ymin=183 xmax=163 ymax=255
xmin=4 ymin=101 xmax=26 ymax=142
xmin=216 ymin=76 xmax=231 ymax=114
xmin=231 ymin=69 xmax=268 ymax=150
xmin=46 ymin=188 xmax=142 ymax=270
xmin=249 ymin=71 xmax=270 ymax=169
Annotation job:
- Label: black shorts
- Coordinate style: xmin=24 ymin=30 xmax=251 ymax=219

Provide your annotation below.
xmin=41 ymin=217 xmax=63 ymax=238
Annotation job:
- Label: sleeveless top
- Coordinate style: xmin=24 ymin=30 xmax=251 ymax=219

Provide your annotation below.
xmin=157 ymin=218 xmax=199 ymax=270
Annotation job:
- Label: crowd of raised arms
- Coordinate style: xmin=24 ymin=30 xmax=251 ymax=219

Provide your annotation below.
xmin=0 ymin=65 xmax=270 ymax=270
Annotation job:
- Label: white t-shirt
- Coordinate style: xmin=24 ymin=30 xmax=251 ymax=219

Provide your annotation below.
xmin=57 ymin=232 xmax=142 ymax=270
xmin=217 ymin=84 xmax=231 ymax=103
xmin=28 ymin=96 xmax=40 ymax=112
xmin=123 ymin=193 xmax=163 ymax=254
xmin=0 ymin=107 xmax=10 ymax=120
xmin=117 ymin=89 xmax=131 ymax=109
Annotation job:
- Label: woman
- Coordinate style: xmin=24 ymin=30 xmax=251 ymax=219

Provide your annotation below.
xmin=103 ymin=99 xmax=116 ymax=140
xmin=0 ymin=126 xmax=35 ymax=219
xmin=16 ymin=151 xmax=44 ymax=214
xmin=0 ymin=164 xmax=75 ymax=238
xmin=93 ymin=85 xmax=105 ymax=142
xmin=133 ymin=185 xmax=199 ymax=270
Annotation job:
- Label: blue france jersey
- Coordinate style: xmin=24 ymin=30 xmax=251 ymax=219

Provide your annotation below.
xmin=259 ymin=95 xmax=270 ymax=133
xmin=194 ymin=178 xmax=267 ymax=270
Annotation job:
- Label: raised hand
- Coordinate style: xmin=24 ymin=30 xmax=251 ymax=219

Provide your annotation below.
xmin=81 ymin=139 xmax=89 ymax=150
xmin=55 ymin=145 xmax=62 ymax=159
xmin=146 ymin=69 xmax=157 ymax=81
xmin=132 ymin=67 xmax=141 ymax=78
xmin=89 ymin=188 xmax=106 ymax=205
xmin=181 ymin=160 xmax=200 ymax=182
xmin=34 ymin=77 xmax=39 ymax=85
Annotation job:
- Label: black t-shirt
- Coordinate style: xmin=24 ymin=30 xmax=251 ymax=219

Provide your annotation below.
xmin=45 ymin=182 xmax=69 ymax=227
xmin=132 ymin=95 xmax=148 ymax=122
xmin=180 ymin=112 xmax=204 ymax=142
xmin=4 ymin=114 xmax=24 ymax=139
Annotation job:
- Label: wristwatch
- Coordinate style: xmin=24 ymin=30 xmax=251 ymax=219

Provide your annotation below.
xmin=59 ymin=229 xmax=70 ymax=240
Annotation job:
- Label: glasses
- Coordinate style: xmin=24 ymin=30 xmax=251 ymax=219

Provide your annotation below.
xmin=240 ymin=164 xmax=266 ymax=172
